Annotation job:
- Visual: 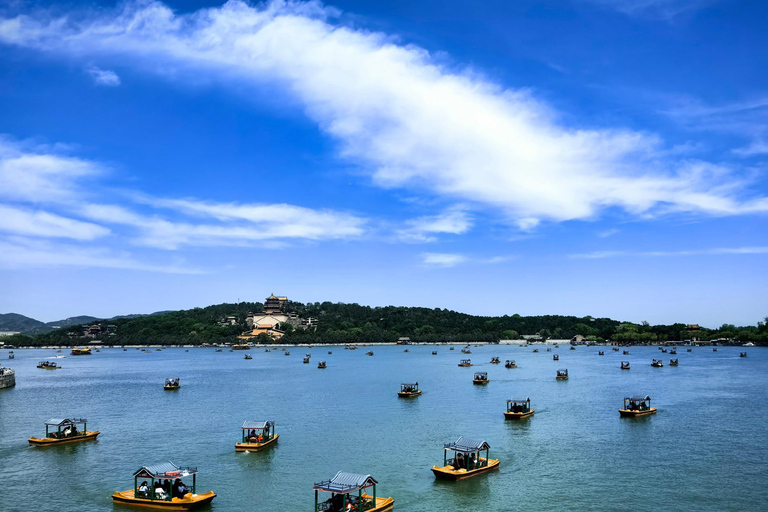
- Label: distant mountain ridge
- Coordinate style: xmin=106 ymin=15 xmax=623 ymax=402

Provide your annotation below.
xmin=0 ymin=311 xmax=175 ymax=335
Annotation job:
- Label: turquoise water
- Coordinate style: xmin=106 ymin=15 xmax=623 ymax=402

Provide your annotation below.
xmin=1 ymin=345 xmax=766 ymax=511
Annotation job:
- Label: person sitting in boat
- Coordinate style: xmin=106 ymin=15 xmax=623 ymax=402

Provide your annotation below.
xmin=63 ymin=427 xmax=72 ymax=437
xmin=468 ymin=453 xmax=476 ymax=469
xmin=173 ymin=479 xmax=188 ymax=498
xmin=138 ymin=481 xmax=149 ymax=498
xmin=154 ymin=482 xmax=167 ymax=500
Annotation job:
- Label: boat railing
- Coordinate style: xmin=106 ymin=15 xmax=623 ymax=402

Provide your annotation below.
xmin=446 ymin=456 xmax=488 ymax=471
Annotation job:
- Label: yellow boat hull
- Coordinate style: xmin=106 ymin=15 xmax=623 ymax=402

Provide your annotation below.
xmin=504 ymin=410 xmax=534 ymax=420
xmin=235 ymin=434 xmax=279 ymax=452
xmin=112 ymin=489 xmax=216 ymax=510
xmin=556 ymin=376 xmax=568 ymax=380
xmin=432 ymin=458 xmax=500 ymax=480
xmin=397 ymin=390 xmax=422 ymax=398
xmin=619 ymin=408 xmax=657 ymax=417
xmin=29 ymin=430 xmax=100 ymax=446
xmin=164 ymin=385 xmax=180 ymax=390
xmin=458 ymin=364 xmax=473 ymax=367
xmin=472 ymin=380 xmax=489 ymax=385
xmin=37 ymin=366 xmax=61 ymax=370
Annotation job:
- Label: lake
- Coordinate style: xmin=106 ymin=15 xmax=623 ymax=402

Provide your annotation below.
xmin=0 ymin=345 xmax=765 ymax=511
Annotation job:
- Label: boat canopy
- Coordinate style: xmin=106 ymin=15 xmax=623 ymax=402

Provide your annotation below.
xmin=133 ymin=462 xmax=198 ymax=479
xmin=313 ymin=471 xmax=377 ymax=494
xmin=444 ymin=436 xmax=491 ymax=453
xmin=625 ymin=395 xmax=651 ymax=402
xmin=241 ymin=420 xmax=274 ymax=431
xmin=507 ymin=398 xmax=530 ymax=405
xmin=474 ymin=372 xmax=487 ymax=378
xmin=45 ymin=418 xmax=86 ymax=427
xmin=401 ymin=383 xmax=418 ymax=387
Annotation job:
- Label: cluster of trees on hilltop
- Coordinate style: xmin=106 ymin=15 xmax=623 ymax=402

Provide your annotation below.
xmin=5 ymin=300 xmax=766 ymax=346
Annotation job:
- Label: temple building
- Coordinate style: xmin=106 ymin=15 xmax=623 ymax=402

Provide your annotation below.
xmin=264 ymin=294 xmax=288 ymax=315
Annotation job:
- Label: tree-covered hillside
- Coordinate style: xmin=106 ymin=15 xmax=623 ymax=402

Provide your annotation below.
xmin=6 ymin=299 xmax=765 ymax=346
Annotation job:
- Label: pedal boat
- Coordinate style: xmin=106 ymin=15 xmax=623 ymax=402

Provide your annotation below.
xmin=37 ymin=361 xmax=61 ymax=369
xmin=317 ymin=361 xmax=327 ymax=369
xmin=553 ymin=354 xmax=559 ymax=361
xmin=598 ymin=351 xmax=605 ymax=355
xmin=669 ymin=359 xmax=679 ymax=366
xmin=651 ymin=359 xmax=663 ymax=368
xmin=472 ymin=372 xmax=489 ymax=385
xmin=620 ymin=361 xmax=630 ymax=370
xmin=556 ymin=369 xmax=569 ymax=380
xmin=398 ymin=382 xmax=422 ymax=397
xmin=619 ymin=395 xmax=657 ymax=417
xmin=235 ymin=420 xmax=279 ymax=452
xmin=504 ymin=398 xmax=533 ymax=420
xmin=312 ymin=471 xmax=393 ymax=512
xmin=112 ymin=462 xmax=216 ymax=510
xmin=504 ymin=360 xmax=517 ymax=368
xmin=740 ymin=352 xmax=747 ymax=357
xmin=303 ymin=356 xmax=310 ymax=364
xmin=458 ymin=359 xmax=473 ymax=367
xmin=244 ymin=354 xmax=252 ymax=360
xmin=490 ymin=357 xmax=500 ymax=364
xmin=164 ymin=378 xmax=180 ymax=390
xmin=29 ymin=418 xmax=99 ymax=446
xmin=432 ymin=437 xmax=500 ymax=480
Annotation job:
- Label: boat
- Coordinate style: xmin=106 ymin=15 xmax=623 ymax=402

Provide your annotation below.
xmin=285 ymin=351 xmax=291 ymax=356
xmin=366 ymin=351 xmax=374 ymax=356
xmin=532 ymin=349 xmax=539 ymax=353
xmin=623 ymin=350 xmax=630 ymax=355
xmin=112 ymin=461 xmax=216 ymax=510
xmin=669 ymin=359 xmax=679 ymax=366
xmin=556 ymin=369 xmax=568 ymax=380
xmin=546 ymin=348 xmax=552 ymax=352
xmin=621 ymin=361 xmax=630 ymax=370
xmin=432 ymin=351 xmax=438 ymax=355
xmin=164 ymin=378 xmax=180 ymax=390
xmin=317 ymin=361 xmax=327 ymax=369
xmin=555 ymin=345 xmax=559 ymax=348
xmin=244 ymin=354 xmax=252 ymax=360
xmin=8 ymin=351 xmax=13 ymax=359
xmin=328 ymin=351 xmax=332 ymax=355
xmin=612 ymin=347 xmax=619 ymax=352
xmin=713 ymin=348 xmax=717 ymax=352
xmin=265 ymin=348 xmax=271 ymax=352
xmin=37 ymin=361 xmax=60 ymax=370
xmin=403 ymin=349 xmax=409 ymax=353
xmin=740 ymin=352 xmax=748 ymax=358
xmin=71 ymin=347 xmax=92 ymax=356
xmin=651 ymin=359 xmax=663 ymax=368
xmin=235 ymin=420 xmax=279 ymax=452
xmin=472 ymin=372 xmax=489 ymax=385
xmin=670 ymin=349 xmax=677 ymax=355
xmin=553 ymin=354 xmax=559 ymax=361
xmin=232 ymin=344 xmax=249 ymax=350
xmin=687 ymin=348 xmax=692 ymax=352
xmin=570 ymin=346 xmax=576 ymax=350
xmin=619 ymin=395 xmax=657 ymax=417
xmin=504 ymin=360 xmax=517 ymax=368
xmin=303 ymin=356 xmax=310 ymax=364
xmin=504 ymin=398 xmax=533 ymax=420
xmin=432 ymin=437 xmax=500 ymax=480
xmin=490 ymin=357 xmax=500 ymax=364
xmin=215 ymin=349 xmax=223 ymax=353
xmin=661 ymin=348 xmax=668 ymax=353
xmin=458 ymin=359 xmax=473 ymax=367
xmin=397 ymin=382 xmax=422 ymax=398
xmin=461 ymin=349 xmax=472 ymax=354
xmin=311 ymin=471 xmax=393 ymax=512
xmin=29 ymin=418 xmax=99 ymax=446
xmin=449 ymin=347 xmax=455 ymax=350
xmin=0 ymin=366 xmax=16 ymax=389
xmin=598 ymin=351 xmax=605 ymax=356
xmin=306 ymin=353 xmax=312 ymax=358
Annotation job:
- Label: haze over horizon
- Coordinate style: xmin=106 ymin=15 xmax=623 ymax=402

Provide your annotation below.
xmin=0 ymin=0 xmax=766 ymax=326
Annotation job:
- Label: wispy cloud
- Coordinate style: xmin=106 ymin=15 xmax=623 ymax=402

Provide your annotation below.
xmin=580 ymin=0 xmax=716 ymax=19
xmin=396 ymin=208 xmax=472 ymax=243
xmin=86 ymin=65 xmax=120 ymax=86
xmin=0 ymin=238 xmax=203 ymax=273
xmin=421 ymin=252 xmax=513 ymax=268
xmin=0 ymin=204 xmax=109 ymax=240
xmin=570 ymin=246 xmax=768 ymax=259
xmin=597 ymin=228 xmax=620 ymax=238
xmin=1 ymin=0 xmax=764 ymax=231
xmin=421 ymin=253 xmax=467 ymax=268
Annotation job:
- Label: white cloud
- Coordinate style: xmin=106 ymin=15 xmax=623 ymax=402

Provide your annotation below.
xmin=0 ymin=204 xmax=109 ymax=240
xmin=1 ymin=0 xmax=765 ymax=230
xmin=581 ymin=0 xmax=715 ymax=19
xmin=0 ymin=136 xmax=103 ymax=203
xmin=397 ymin=208 xmax=472 ymax=242
xmin=86 ymin=65 xmax=121 ymax=86
xmin=421 ymin=252 xmax=467 ymax=268
xmin=597 ymin=228 xmax=620 ymax=238
xmin=570 ymin=246 xmax=768 ymax=259
xmin=0 ymin=237 xmax=202 ymax=273
xmin=733 ymin=140 xmax=768 ymax=157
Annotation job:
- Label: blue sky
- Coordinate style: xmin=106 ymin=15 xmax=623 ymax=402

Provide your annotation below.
xmin=0 ymin=0 xmax=766 ymax=326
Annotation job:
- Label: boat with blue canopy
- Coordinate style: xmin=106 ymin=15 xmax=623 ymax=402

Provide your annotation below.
xmin=619 ymin=395 xmax=657 ymax=417
xmin=397 ymin=382 xmax=421 ymax=397
xmin=473 ymin=372 xmax=489 ymax=385
xmin=29 ymin=417 xmax=99 ymax=446
xmin=112 ymin=461 xmax=216 ymax=510
xmin=431 ymin=436 xmax=500 ymax=480
xmin=312 ymin=471 xmax=393 ymax=512
xmin=235 ymin=420 xmax=279 ymax=452
xmin=504 ymin=398 xmax=534 ymax=420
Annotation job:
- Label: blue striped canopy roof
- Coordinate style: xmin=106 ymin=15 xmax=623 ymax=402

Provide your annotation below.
xmin=314 ymin=471 xmax=377 ymax=494
xmin=242 ymin=420 xmax=274 ymax=430
xmin=625 ymin=395 xmax=651 ymax=401
xmin=444 ymin=436 xmax=491 ymax=453
xmin=45 ymin=418 xmax=86 ymax=426
xmin=507 ymin=398 xmax=530 ymax=404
